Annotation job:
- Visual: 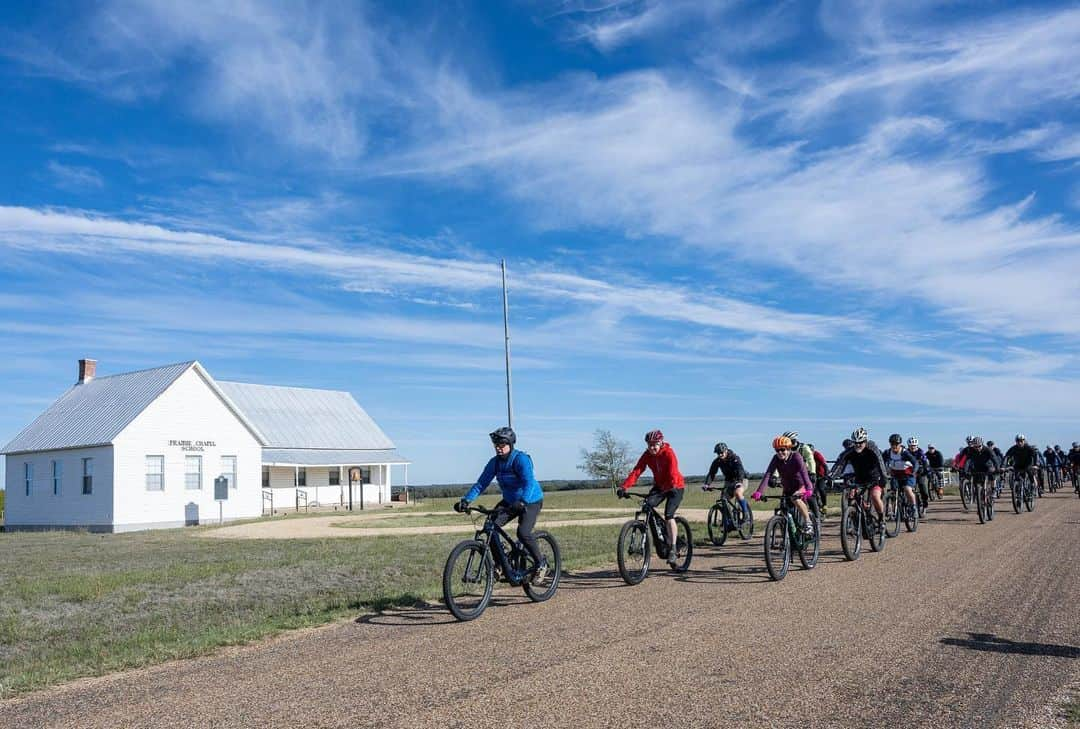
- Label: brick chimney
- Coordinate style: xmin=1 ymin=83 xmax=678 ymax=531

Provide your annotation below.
xmin=78 ymin=359 xmax=97 ymax=384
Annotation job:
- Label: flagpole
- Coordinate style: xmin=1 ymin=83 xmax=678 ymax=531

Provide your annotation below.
xmin=501 ymin=259 xmax=513 ymax=429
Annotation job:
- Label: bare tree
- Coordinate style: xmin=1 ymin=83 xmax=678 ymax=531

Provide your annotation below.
xmin=579 ymin=429 xmax=634 ymax=493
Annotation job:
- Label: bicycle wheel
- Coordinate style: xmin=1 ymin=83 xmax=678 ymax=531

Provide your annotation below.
xmin=737 ymin=503 xmax=755 ymax=540
xmin=707 ymin=503 xmax=727 ymax=546
xmin=797 ymin=515 xmax=820 ymax=570
xmin=840 ymin=503 xmax=862 ymax=561
xmin=1024 ymin=479 xmax=1036 ymax=512
xmin=616 ymin=520 xmax=650 ymax=585
xmin=868 ymin=510 xmax=885 ymax=552
xmin=904 ymin=499 xmax=918 ymax=532
xmin=884 ymin=489 xmax=900 ymax=538
xmin=763 ymin=516 xmax=790 ymax=581
xmin=960 ymin=479 xmax=971 ymax=512
xmin=1011 ymin=477 xmax=1022 ymax=514
xmin=522 ymin=532 xmax=562 ymax=602
xmin=442 ymin=540 xmax=494 ymax=622
xmin=671 ymin=516 xmax=693 ymax=572
xmin=976 ymin=484 xmax=987 ymax=524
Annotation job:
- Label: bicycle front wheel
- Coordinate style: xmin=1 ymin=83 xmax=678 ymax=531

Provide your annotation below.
xmin=617 ymin=520 xmax=650 ymax=585
xmin=840 ymin=502 xmax=862 ymax=561
xmin=1011 ymin=478 xmax=1022 ymax=514
xmin=904 ymin=499 xmax=918 ymax=533
xmin=442 ymin=540 xmax=494 ymax=622
xmin=737 ymin=503 xmax=754 ymax=540
xmin=884 ymin=490 xmax=900 ymax=538
xmin=798 ymin=515 xmax=820 ymax=570
xmin=976 ymin=484 xmax=988 ymax=524
xmin=960 ymin=479 xmax=971 ymax=512
xmin=523 ymin=531 xmax=562 ymax=602
xmin=1024 ymin=480 xmax=1036 ymax=512
xmin=707 ymin=503 xmax=727 ymax=546
xmin=763 ymin=516 xmax=790 ymax=581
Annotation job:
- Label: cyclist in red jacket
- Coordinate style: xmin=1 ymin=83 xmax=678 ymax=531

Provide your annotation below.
xmin=618 ymin=429 xmax=685 ymax=567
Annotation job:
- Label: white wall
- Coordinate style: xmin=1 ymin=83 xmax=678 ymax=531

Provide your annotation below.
xmin=112 ymin=367 xmax=262 ymax=530
xmin=265 ymin=464 xmax=391 ymax=509
xmin=4 ymin=446 xmax=114 ymax=529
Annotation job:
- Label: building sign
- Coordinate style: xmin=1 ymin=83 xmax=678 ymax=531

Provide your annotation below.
xmin=168 ymin=439 xmax=217 ymax=452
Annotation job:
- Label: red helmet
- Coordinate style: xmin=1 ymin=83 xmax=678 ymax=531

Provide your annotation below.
xmin=772 ymin=435 xmax=793 ymax=450
xmin=644 ymin=429 xmax=664 ymax=445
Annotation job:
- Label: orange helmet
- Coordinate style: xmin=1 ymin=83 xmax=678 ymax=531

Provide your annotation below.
xmin=772 ymin=435 xmax=793 ymax=450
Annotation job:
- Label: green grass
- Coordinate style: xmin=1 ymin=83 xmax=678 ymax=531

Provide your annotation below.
xmin=0 ymin=519 xmax=633 ymax=699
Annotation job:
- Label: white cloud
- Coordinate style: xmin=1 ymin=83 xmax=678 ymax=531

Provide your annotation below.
xmin=46 ymin=161 xmax=104 ymax=191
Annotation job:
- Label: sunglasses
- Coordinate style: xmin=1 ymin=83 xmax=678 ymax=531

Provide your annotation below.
xmin=775 ymin=447 xmax=791 ymax=453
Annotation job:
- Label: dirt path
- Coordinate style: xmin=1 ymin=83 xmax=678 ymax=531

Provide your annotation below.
xmin=201 ymin=507 xmax=718 ymax=539
xmin=4 ymin=494 xmax=1078 ymax=728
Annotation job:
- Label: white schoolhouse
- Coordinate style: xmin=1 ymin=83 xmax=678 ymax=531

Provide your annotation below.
xmin=2 ymin=359 xmax=409 ymax=532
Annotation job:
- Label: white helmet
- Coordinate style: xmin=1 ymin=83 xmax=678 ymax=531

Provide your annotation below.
xmin=907 ymin=436 xmax=919 ymax=448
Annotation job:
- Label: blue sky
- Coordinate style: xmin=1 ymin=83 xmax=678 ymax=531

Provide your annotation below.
xmin=1 ymin=0 xmax=1079 ymax=486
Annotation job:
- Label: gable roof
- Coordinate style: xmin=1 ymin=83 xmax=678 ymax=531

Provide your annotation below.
xmin=2 ymin=361 xmax=212 ymax=454
xmin=216 ymin=381 xmax=396 ymax=450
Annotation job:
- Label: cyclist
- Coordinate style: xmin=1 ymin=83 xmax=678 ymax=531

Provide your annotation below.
xmin=808 ymin=443 xmax=829 ymax=511
xmin=986 ymin=440 xmax=1005 ymax=496
xmin=751 ymin=435 xmax=815 ymax=535
xmin=907 ymin=436 xmax=931 ymax=516
xmin=1069 ymin=443 xmax=1080 ymax=484
xmin=1044 ymin=445 xmax=1060 ymax=488
xmin=829 ymin=427 xmax=888 ymax=522
xmin=963 ymin=436 xmax=998 ymax=504
xmin=783 ymin=431 xmax=816 ymax=478
xmin=456 ymin=427 xmax=547 ymax=581
xmin=618 ymin=429 xmax=686 ymax=567
xmin=925 ymin=443 xmax=945 ymax=498
xmin=1004 ymin=434 xmax=1039 ymax=497
xmin=703 ymin=442 xmax=750 ymax=522
xmin=883 ymin=434 xmax=920 ymax=516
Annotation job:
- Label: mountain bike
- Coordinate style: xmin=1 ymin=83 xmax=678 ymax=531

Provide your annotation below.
xmin=883 ymin=475 xmax=918 ymax=537
xmin=761 ymin=494 xmax=820 ymax=582
xmin=442 ymin=503 xmax=561 ymax=621
xmin=838 ymin=478 xmax=885 ymax=561
xmin=616 ymin=491 xmax=693 ymax=585
xmin=971 ymin=472 xmax=995 ymax=524
xmin=703 ymin=483 xmax=754 ymax=546
xmin=1008 ymin=467 xmax=1036 ymax=514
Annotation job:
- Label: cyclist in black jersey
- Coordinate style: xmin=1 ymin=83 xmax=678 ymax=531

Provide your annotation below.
xmin=830 ymin=427 xmax=888 ymax=520
xmin=704 ymin=443 xmax=750 ymax=521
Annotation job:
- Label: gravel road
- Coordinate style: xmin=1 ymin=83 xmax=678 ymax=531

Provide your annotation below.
xmin=3 ymin=494 xmax=1077 ymax=729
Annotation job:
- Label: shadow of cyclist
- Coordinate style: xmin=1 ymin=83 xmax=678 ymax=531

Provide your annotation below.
xmin=940 ymin=632 xmax=1080 ymax=658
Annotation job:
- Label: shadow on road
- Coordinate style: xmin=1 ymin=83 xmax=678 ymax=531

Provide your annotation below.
xmin=940 ymin=632 xmax=1080 ymax=658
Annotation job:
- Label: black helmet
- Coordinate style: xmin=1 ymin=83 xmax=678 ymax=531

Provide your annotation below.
xmin=714 ymin=442 xmax=728 ymax=455
xmin=489 ymin=427 xmax=516 ymax=446
xmin=842 ymin=438 xmax=854 ymax=449
xmin=888 ymin=433 xmax=903 ymax=446
xmin=986 ymin=440 xmax=995 ymax=447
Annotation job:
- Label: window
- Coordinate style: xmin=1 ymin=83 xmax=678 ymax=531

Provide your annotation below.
xmin=185 ymin=455 xmax=202 ymax=490
xmin=221 ymin=456 xmax=237 ymax=489
xmin=297 ymin=467 xmax=306 ymax=487
xmin=262 ymin=466 xmax=270 ymax=489
xmin=329 ymin=468 xmax=340 ymax=486
xmin=52 ymin=460 xmax=62 ymax=496
xmin=24 ymin=463 xmax=33 ymax=497
xmin=82 ymin=458 xmax=93 ymax=494
xmin=146 ymin=455 xmax=164 ymax=491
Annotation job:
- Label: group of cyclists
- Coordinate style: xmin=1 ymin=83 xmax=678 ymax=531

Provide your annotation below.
xmin=451 ymin=426 xmax=1080 ymax=588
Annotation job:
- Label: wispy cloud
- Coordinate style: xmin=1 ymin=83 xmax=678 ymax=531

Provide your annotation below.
xmin=46 ymin=160 xmax=104 ymax=191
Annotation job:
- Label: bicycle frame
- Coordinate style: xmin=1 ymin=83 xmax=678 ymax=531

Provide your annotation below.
xmin=468 ymin=507 xmax=535 ymax=586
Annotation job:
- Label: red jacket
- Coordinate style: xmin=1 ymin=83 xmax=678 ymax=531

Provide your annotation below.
xmin=622 ymin=443 xmax=685 ymax=491
xmin=812 ymin=450 xmax=827 ymax=478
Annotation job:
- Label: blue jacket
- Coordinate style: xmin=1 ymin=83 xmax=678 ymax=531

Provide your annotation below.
xmin=464 ymin=449 xmax=543 ymax=505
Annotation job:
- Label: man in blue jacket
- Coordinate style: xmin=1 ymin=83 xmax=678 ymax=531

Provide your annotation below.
xmin=456 ymin=427 xmax=546 ymax=579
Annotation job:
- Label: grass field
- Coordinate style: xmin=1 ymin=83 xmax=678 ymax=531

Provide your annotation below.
xmin=329 ymin=509 xmax=621 ymax=529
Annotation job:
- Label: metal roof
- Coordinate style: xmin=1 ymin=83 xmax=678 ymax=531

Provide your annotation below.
xmin=262 ymin=448 xmax=410 ymax=466
xmin=216 ymin=381 xmax=396 ymax=450
xmin=2 ymin=362 xmax=195 ymax=454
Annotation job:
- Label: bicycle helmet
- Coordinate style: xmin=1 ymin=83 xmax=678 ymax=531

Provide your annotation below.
xmin=772 ymin=435 xmax=793 ymax=450
xmin=489 ymin=427 xmax=516 ymax=446
xmin=1073 ymin=442 xmax=1078 ymax=449
xmin=644 ymin=429 xmax=664 ymax=445
xmin=971 ymin=436 xmax=984 ymax=447
xmin=986 ymin=440 xmax=995 ymax=448
xmin=888 ymin=433 xmax=903 ymax=446
xmin=965 ymin=435 xmax=974 ymax=445
xmin=842 ymin=438 xmax=854 ymax=450
xmin=1015 ymin=433 xmax=1026 ymax=443
xmin=851 ymin=427 xmax=868 ymax=444
xmin=907 ymin=436 xmax=919 ymax=448
xmin=713 ymin=442 xmax=728 ymax=455
xmin=782 ymin=430 xmax=799 ymax=442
